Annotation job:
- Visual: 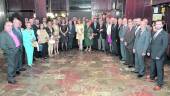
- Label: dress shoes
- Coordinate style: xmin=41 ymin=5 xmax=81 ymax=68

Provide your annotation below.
xmin=8 ymin=80 xmax=17 ymax=84
xmin=128 ymin=65 xmax=133 ymax=68
xmin=20 ymin=68 xmax=26 ymax=71
xmin=16 ymin=71 xmax=21 ymax=75
xmin=137 ymin=74 xmax=144 ymax=78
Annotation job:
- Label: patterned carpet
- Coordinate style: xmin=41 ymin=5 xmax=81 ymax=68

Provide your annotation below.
xmin=0 ymin=50 xmax=170 ymax=96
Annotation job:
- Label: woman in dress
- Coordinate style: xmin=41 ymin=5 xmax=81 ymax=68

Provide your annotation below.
xmin=84 ymin=21 xmax=93 ymax=52
xmin=76 ymin=20 xmax=84 ymax=51
xmin=53 ymin=19 xmax=60 ymax=54
xmin=60 ymin=19 xmax=68 ymax=51
xmin=37 ymin=24 xmax=49 ymax=61
xmin=22 ymin=22 xmax=36 ymax=67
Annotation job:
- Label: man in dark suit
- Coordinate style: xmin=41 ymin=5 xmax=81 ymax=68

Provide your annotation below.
xmin=0 ymin=21 xmax=20 ymax=84
xmin=97 ymin=19 xmax=107 ymax=51
xmin=147 ymin=21 xmax=168 ymax=90
xmin=111 ymin=18 xmax=118 ymax=55
xmin=133 ymin=21 xmax=151 ymax=78
xmin=68 ymin=20 xmax=76 ymax=50
xmin=12 ymin=18 xmax=26 ymax=75
xmin=30 ymin=18 xmax=40 ymax=58
xmin=119 ymin=18 xmax=128 ymax=64
xmin=91 ymin=17 xmax=100 ymax=50
xmin=124 ymin=21 xmax=135 ymax=68
xmin=117 ymin=18 xmax=123 ymax=59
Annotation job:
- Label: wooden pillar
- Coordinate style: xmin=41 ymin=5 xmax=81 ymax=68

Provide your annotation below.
xmin=34 ymin=0 xmax=46 ymax=19
xmin=125 ymin=0 xmax=145 ymax=19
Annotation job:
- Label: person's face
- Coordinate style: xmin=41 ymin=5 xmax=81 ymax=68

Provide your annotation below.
xmin=128 ymin=22 xmax=133 ymax=28
xmin=123 ymin=18 xmax=127 ymax=25
xmin=69 ymin=21 xmax=72 ymax=25
xmin=35 ymin=20 xmax=39 ymax=25
xmin=53 ymin=19 xmax=56 ymax=25
xmin=26 ymin=23 xmax=31 ymax=29
xmin=78 ymin=20 xmax=81 ymax=24
xmin=43 ymin=18 xmax=47 ymax=22
xmin=13 ymin=19 xmax=20 ymax=28
xmin=4 ymin=22 xmax=13 ymax=32
xmin=118 ymin=19 xmax=122 ymax=25
xmin=93 ymin=18 xmax=97 ymax=22
xmin=155 ymin=21 xmax=163 ymax=30
xmin=140 ymin=21 xmax=146 ymax=29
xmin=62 ymin=20 xmax=65 ymax=24
xmin=143 ymin=19 xmax=148 ymax=25
xmin=48 ymin=22 xmax=52 ymax=27
xmin=29 ymin=19 xmax=34 ymax=25
xmin=40 ymin=24 xmax=44 ymax=29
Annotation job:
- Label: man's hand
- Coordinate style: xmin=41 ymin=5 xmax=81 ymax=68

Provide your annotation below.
xmin=147 ymin=53 xmax=150 ymax=56
xmin=100 ymin=29 xmax=103 ymax=31
xmin=133 ymin=49 xmax=135 ymax=53
xmin=124 ymin=42 xmax=127 ymax=46
xmin=156 ymin=57 xmax=160 ymax=60
xmin=120 ymin=38 xmax=123 ymax=41
xmin=142 ymin=53 xmax=146 ymax=56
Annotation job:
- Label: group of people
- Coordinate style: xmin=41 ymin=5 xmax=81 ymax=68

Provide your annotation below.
xmin=0 ymin=14 xmax=168 ymax=91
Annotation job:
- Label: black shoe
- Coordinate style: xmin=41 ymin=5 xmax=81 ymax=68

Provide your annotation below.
xmin=20 ymin=68 xmax=26 ymax=71
xmin=124 ymin=62 xmax=128 ymax=65
xmin=131 ymin=71 xmax=138 ymax=73
xmin=128 ymin=65 xmax=133 ymax=68
xmin=137 ymin=75 xmax=144 ymax=78
xmin=16 ymin=71 xmax=21 ymax=75
xmin=8 ymin=80 xmax=17 ymax=84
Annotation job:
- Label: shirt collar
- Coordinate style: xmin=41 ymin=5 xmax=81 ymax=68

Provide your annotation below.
xmin=157 ymin=28 xmax=163 ymax=33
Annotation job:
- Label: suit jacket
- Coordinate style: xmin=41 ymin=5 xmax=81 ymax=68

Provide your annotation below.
xmin=91 ymin=22 xmax=100 ymax=38
xmin=13 ymin=27 xmax=23 ymax=45
xmin=133 ymin=28 xmax=151 ymax=54
xmin=97 ymin=24 xmax=107 ymax=39
xmin=124 ymin=27 xmax=136 ymax=50
xmin=68 ymin=24 xmax=76 ymax=37
xmin=32 ymin=24 xmax=39 ymax=41
xmin=0 ymin=31 xmax=18 ymax=54
xmin=111 ymin=24 xmax=118 ymax=41
xmin=119 ymin=25 xmax=128 ymax=43
xmin=46 ymin=27 xmax=54 ymax=38
xmin=150 ymin=30 xmax=168 ymax=59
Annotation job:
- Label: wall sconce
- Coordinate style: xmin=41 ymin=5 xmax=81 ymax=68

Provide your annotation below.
xmin=47 ymin=12 xmax=54 ymax=18
xmin=55 ymin=13 xmax=58 ymax=17
xmin=61 ymin=13 xmax=66 ymax=17
xmin=33 ymin=13 xmax=36 ymax=18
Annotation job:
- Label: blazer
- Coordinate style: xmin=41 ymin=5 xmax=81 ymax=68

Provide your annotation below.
xmin=97 ymin=24 xmax=107 ymax=39
xmin=68 ymin=24 xmax=76 ymax=37
xmin=119 ymin=25 xmax=128 ymax=43
xmin=111 ymin=24 xmax=118 ymax=41
xmin=150 ymin=30 xmax=168 ymax=59
xmin=13 ymin=27 xmax=23 ymax=45
xmin=0 ymin=31 xmax=18 ymax=54
xmin=91 ymin=22 xmax=100 ymax=38
xmin=46 ymin=27 xmax=54 ymax=38
xmin=133 ymin=28 xmax=151 ymax=54
xmin=124 ymin=27 xmax=136 ymax=50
